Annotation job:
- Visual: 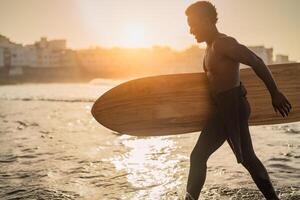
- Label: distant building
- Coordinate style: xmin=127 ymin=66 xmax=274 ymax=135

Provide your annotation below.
xmin=274 ymin=54 xmax=295 ymax=64
xmin=0 ymin=35 xmax=79 ymax=79
xmin=0 ymin=35 xmax=74 ymax=68
xmin=0 ymin=35 xmax=78 ymax=77
xmin=0 ymin=35 xmax=22 ymax=75
xmin=24 ymin=37 xmax=67 ymax=68
xmin=0 ymin=35 xmax=18 ymax=68
xmin=0 ymin=35 xmax=17 ymax=48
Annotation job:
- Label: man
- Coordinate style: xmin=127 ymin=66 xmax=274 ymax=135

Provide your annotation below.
xmin=184 ymin=1 xmax=292 ymax=200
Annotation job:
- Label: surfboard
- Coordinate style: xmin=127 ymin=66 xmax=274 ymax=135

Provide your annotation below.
xmin=91 ymin=63 xmax=300 ymax=136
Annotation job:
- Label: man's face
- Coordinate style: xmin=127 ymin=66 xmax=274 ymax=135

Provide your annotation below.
xmin=187 ymin=15 xmax=209 ymax=43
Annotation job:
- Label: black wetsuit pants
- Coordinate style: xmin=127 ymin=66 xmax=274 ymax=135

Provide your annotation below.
xmin=185 ymin=84 xmax=279 ymax=200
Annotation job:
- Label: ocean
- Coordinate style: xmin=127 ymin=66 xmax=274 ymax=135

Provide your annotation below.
xmin=0 ymin=80 xmax=299 ymax=200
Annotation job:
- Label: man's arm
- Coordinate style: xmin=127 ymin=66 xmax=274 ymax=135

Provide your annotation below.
xmin=214 ymin=37 xmax=279 ymax=96
xmin=214 ymin=37 xmax=292 ymax=117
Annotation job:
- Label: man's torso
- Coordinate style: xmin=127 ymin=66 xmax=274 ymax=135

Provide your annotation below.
xmin=204 ymin=34 xmax=240 ymax=94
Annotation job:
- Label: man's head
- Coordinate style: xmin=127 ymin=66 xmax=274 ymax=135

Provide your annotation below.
xmin=185 ymin=1 xmax=218 ymax=43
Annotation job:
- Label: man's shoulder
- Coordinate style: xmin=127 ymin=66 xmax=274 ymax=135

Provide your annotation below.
xmin=213 ymin=35 xmax=238 ymax=48
xmin=212 ymin=35 xmax=239 ymax=54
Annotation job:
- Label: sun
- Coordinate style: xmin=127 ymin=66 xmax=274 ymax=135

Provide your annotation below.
xmin=121 ymin=23 xmax=148 ymax=48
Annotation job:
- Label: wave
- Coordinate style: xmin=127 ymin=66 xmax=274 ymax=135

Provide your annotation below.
xmin=0 ymin=97 xmax=96 ymax=103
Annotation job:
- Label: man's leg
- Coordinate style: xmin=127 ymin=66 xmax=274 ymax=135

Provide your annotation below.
xmin=185 ymin=115 xmax=227 ymax=200
xmin=238 ymin=99 xmax=279 ymax=200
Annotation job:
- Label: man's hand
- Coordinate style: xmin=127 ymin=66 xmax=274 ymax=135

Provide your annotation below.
xmin=271 ymin=91 xmax=292 ymax=117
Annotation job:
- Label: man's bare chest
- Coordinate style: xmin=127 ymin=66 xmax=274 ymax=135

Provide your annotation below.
xmin=204 ymin=48 xmax=237 ymax=73
xmin=204 ymin=49 xmax=220 ymax=72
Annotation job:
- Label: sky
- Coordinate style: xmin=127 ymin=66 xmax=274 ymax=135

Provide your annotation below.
xmin=0 ymin=0 xmax=299 ymax=61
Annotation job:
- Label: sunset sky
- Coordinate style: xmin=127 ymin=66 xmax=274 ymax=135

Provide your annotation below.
xmin=0 ymin=0 xmax=299 ymax=61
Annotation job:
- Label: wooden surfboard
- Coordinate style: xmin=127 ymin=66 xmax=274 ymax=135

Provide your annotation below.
xmin=91 ymin=63 xmax=300 ymax=136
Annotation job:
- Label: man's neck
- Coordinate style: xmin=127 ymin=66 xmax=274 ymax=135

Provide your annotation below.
xmin=205 ymin=27 xmax=221 ymax=47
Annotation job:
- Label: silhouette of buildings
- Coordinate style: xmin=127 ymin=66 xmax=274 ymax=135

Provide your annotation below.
xmin=0 ymin=35 xmax=77 ymax=68
xmin=0 ymin=35 xmax=78 ymax=79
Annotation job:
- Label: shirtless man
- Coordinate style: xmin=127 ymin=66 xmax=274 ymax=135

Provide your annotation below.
xmin=184 ymin=1 xmax=292 ymax=200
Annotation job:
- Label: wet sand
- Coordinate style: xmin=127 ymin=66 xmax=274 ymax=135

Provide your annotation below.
xmin=0 ymin=83 xmax=299 ymax=199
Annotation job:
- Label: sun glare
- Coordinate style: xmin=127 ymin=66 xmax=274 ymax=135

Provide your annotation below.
xmin=121 ymin=23 xmax=148 ymax=48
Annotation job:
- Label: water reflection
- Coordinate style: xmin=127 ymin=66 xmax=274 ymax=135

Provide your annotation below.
xmin=105 ymin=135 xmax=185 ymax=199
